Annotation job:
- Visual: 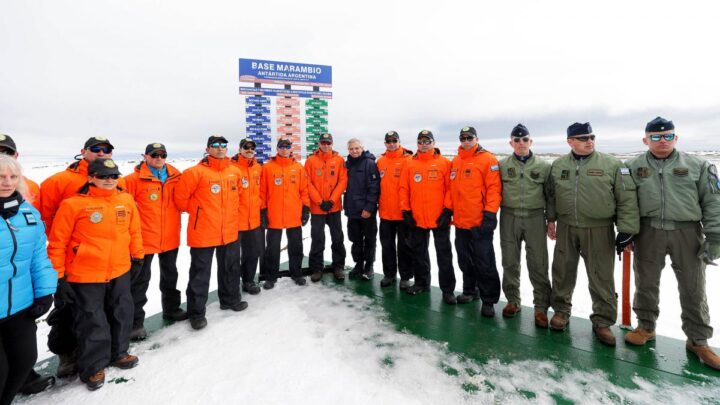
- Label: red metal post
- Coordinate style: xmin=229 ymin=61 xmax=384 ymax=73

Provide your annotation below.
xmin=621 ymin=250 xmax=631 ymax=327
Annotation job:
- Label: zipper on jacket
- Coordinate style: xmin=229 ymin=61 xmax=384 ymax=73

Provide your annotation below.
xmin=5 ymin=219 xmax=18 ymax=317
xmin=160 ymin=182 xmax=166 ymax=249
xmin=658 ymin=159 xmax=666 ymax=229
xmin=520 ymin=163 xmax=525 ymax=213
xmin=574 ymin=162 xmax=580 ymax=227
xmin=193 ymin=206 xmax=201 ymax=229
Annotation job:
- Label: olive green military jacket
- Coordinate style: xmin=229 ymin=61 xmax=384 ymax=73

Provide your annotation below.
xmin=625 ymin=149 xmax=720 ymax=241
xmin=499 ymin=153 xmax=551 ymax=218
xmin=546 ymin=151 xmax=639 ymax=233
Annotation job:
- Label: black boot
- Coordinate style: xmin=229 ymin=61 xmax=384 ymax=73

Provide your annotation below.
xmin=361 ymin=263 xmax=375 ymax=280
xmin=348 ymin=262 xmax=364 ymax=279
xmin=19 ymin=370 xmax=55 ymax=395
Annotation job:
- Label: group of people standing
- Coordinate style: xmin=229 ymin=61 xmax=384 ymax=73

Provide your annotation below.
xmin=1 ymin=114 xmax=719 ymax=402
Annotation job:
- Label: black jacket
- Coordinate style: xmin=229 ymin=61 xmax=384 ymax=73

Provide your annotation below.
xmin=343 ymin=150 xmax=380 ymax=219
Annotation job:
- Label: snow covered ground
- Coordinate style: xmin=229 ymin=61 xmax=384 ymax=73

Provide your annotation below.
xmin=15 ymin=153 xmax=720 ymax=404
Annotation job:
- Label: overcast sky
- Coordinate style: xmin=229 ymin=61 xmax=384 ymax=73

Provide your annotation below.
xmin=2 ymin=0 xmax=720 ymax=161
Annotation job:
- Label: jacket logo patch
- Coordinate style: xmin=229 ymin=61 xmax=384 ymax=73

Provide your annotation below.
xmin=380 ymin=170 xmax=385 ymax=178
xmin=587 ymin=169 xmax=604 ymax=176
xmin=530 ymin=170 xmax=540 ymax=179
xmin=414 ymin=173 xmax=422 ymax=183
xmin=560 ymin=170 xmax=569 ymax=180
xmin=210 ymin=183 xmax=221 ymax=194
xmin=290 ymin=174 xmax=297 ymax=183
xmin=316 ymin=169 xmax=323 ymax=177
xmin=464 ymin=169 xmax=472 ymax=178
xmin=636 ymin=167 xmax=651 ymax=178
xmin=274 ymin=176 xmax=282 ymax=186
xmin=450 ymin=170 xmax=457 ymax=180
xmin=620 ymin=167 xmax=630 ymax=175
xmin=490 ymin=165 xmax=499 ymax=172
xmin=428 ymin=170 xmax=439 ymax=181
xmin=241 ymin=177 xmax=249 ymax=188
xmin=507 ymin=168 xmax=516 ymax=178
xmin=149 ymin=193 xmax=159 ymax=201
xmin=89 ymin=211 xmax=103 ymax=224
xmin=672 ymin=167 xmax=689 ymax=177
xmin=394 ymin=168 xmax=401 ymax=177
xmin=23 ymin=212 xmax=37 ymax=225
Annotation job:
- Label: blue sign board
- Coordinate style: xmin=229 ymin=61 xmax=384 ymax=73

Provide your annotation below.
xmin=240 ymin=87 xmax=332 ymax=100
xmin=246 ymin=125 xmax=271 ymax=134
xmin=246 ymin=116 xmax=271 ymax=124
xmin=245 ymin=105 xmax=270 ymax=114
xmin=239 ymin=58 xmax=332 ymax=88
xmin=245 ymin=96 xmax=271 ymax=105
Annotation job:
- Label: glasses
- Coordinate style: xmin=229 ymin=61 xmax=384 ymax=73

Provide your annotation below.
xmin=88 ymin=146 xmax=113 ymax=154
xmin=0 ymin=147 xmax=14 ymax=156
xmin=93 ymin=174 xmax=119 ymax=180
xmin=242 ymin=144 xmax=256 ymax=150
xmin=570 ymin=135 xmax=595 ymax=142
xmin=459 ymin=136 xmax=475 ymax=142
xmin=417 ymin=139 xmax=433 ymax=145
xmin=278 ymin=143 xmax=292 ymax=150
xmin=648 ymin=133 xmax=675 ymax=142
xmin=319 ymin=141 xmax=332 ymax=145
xmin=150 ymin=152 xmax=167 ymax=159
xmin=210 ymin=142 xmax=228 ymax=149
xmin=385 ymin=139 xmax=398 ymax=144
xmin=513 ymin=137 xmax=530 ymax=143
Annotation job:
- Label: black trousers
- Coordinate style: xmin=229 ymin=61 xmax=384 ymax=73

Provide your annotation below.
xmin=347 ymin=216 xmax=378 ymax=265
xmin=131 ymin=248 xmax=181 ymax=327
xmin=71 ymin=272 xmax=133 ymax=381
xmin=455 ymin=228 xmax=500 ymax=303
xmin=239 ymin=227 xmax=264 ymax=284
xmin=409 ymin=226 xmax=456 ymax=293
xmin=309 ymin=212 xmax=346 ymax=272
xmin=379 ymin=219 xmax=413 ymax=280
xmin=263 ymin=227 xmax=303 ymax=281
xmin=187 ymin=241 xmax=241 ymax=319
xmin=0 ymin=313 xmax=37 ymax=405
xmin=47 ymin=293 xmax=77 ymax=356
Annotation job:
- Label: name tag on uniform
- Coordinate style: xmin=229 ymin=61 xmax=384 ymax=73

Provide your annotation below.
xmin=636 ymin=167 xmax=651 ymax=178
xmin=530 ymin=170 xmax=540 ymax=179
xmin=587 ymin=169 xmax=604 ymax=176
xmin=560 ymin=170 xmax=569 ymax=180
xmin=23 ymin=212 xmax=37 ymax=225
xmin=672 ymin=167 xmax=689 ymax=177
xmin=620 ymin=168 xmax=630 ymax=175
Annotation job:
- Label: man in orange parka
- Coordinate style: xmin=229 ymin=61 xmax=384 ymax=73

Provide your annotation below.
xmin=376 ymin=131 xmax=414 ymax=289
xmin=230 ymin=138 xmax=264 ymax=295
xmin=260 ymin=137 xmax=311 ymax=288
xmin=0 ymin=134 xmax=41 ymax=211
xmin=124 ymin=143 xmax=186 ymax=340
xmin=47 ymin=158 xmax=144 ymax=390
xmin=449 ymin=126 xmax=502 ymax=317
xmin=40 ymin=136 xmax=122 ymax=378
xmin=399 ymin=130 xmax=456 ymax=301
xmin=304 ymin=133 xmax=347 ymax=282
xmin=174 ymin=136 xmax=246 ymax=331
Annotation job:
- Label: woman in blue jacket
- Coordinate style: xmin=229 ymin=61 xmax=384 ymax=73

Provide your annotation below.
xmin=0 ymin=155 xmax=57 ymax=405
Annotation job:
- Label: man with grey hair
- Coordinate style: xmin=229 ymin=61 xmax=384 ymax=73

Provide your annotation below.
xmin=344 ymin=138 xmax=380 ymax=279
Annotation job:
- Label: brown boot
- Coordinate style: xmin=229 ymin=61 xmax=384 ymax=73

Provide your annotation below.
xmin=686 ymin=341 xmax=720 ymax=370
xmin=593 ymin=326 xmax=617 ymax=347
xmin=57 ymin=352 xmax=78 ymax=378
xmin=624 ymin=327 xmax=656 ymax=346
xmin=534 ymin=311 xmax=549 ymax=328
xmin=84 ymin=370 xmax=105 ymax=391
xmin=549 ymin=313 xmax=569 ymax=331
xmin=502 ymin=303 xmax=521 ymax=318
xmin=310 ymin=271 xmax=323 ymax=282
xmin=110 ymin=354 xmax=139 ymax=370
xmin=333 ymin=268 xmax=345 ymax=281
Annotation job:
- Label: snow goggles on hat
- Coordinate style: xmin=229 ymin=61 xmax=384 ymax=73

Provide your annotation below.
xmin=88 ymin=145 xmax=113 ymax=154
xmin=648 ymin=133 xmax=675 ymax=142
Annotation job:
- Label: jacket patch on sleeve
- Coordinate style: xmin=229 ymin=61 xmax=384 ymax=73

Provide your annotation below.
xmin=619 ymin=167 xmax=630 ymax=175
xmin=490 ymin=165 xmax=499 ymax=172
xmin=22 ymin=212 xmax=37 ymax=225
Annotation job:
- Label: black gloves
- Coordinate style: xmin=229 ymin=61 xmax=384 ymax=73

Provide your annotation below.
xmin=260 ymin=208 xmax=268 ymax=229
xmin=615 ymin=232 xmax=634 ymax=257
xmin=699 ymin=240 xmax=720 ymax=265
xmin=402 ymin=210 xmax=416 ymax=227
xmin=319 ymin=200 xmax=334 ymax=212
xmin=302 ymin=206 xmax=311 ymax=226
xmin=130 ymin=257 xmax=144 ymax=274
xmin=27 ymin=295 xmax=54 ymax=319
xmin=56 ymin=278 xmax=77 ymax=306
xmin=436 ymin=208 xmax=453 ymax=229
xmin=480 ymin=211 xmax=497 ymax=233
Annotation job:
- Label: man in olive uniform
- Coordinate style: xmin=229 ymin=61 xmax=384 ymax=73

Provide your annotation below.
xmin=624 ymin=116 xmax=720 ymax=370
xmin=546 ymin=122 xmax=639 ymax=346
xmin=498 ymin=124 xmax=552 ymax=328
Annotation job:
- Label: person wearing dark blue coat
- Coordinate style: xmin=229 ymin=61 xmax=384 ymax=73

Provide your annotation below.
xmin=0 ymin=155 xmax=57 ymax=405
xmin=344 ymin=139 xmax=380 ymax=280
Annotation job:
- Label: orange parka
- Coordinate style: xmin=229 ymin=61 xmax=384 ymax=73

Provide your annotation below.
xmin=449 ymin=145 xmax=502 ymax=229
xmin=230 ymin=154 xmax=263 ymax=231
xmin=124 ymin=162 xmax=182 ymax=254
xmin=260 ymin=155 xmax=310 ymax=229
xmin=47 ymin=185 xmax=144 ymax=283
xmin=304 ymin=149 xmax=347 ymax=215
xmin=399 ymin=148 xmax=452 ymax=229
xmin=40 ymin=159 xmax=126 ymax=234
xmin=377 ymin=147 xmax=413 ymax=220
xmin=174 ymin=156 xmax=241 ymax=248
xmin=25 ymin=177 xmax=41 ymax=211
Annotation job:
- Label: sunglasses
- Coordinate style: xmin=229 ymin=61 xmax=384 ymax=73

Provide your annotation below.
xmin=278 ymin=143 xmax=293 ymax=150
xmin=459 ymin=136 xmax=475 ymax=142
xmin=319 ymin=141 xmax=332 ymax=145
xmin=150 ymin=152 xmax=167 ymax=159
xmin=88 ymin=146 xmax=113 ymax=154
xmin=417 ymin=139 xmax=433 ymax=145
xmin=385 ymin=139 xmax=398 ymax=144
xmin=0 ymin=147 xmax=14 ymax=156
xmin=242 ymin=144 xmax=256 ymax=150
xmin=513 ymin=137 xmax=530 ymax=143
xmin=570 ymin=135 xmax=595 ymax=142
xmin=648 ymin=133 xmax=675 ymax=142
xmin=210 ymin=142 xmax=228 ymax=149
xmin=93 ymin=174 xmax=119 ymax=180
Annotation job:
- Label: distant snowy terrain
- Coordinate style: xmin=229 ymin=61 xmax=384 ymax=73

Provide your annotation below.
xmin=16 ymin=152 xmax=720 ymax=404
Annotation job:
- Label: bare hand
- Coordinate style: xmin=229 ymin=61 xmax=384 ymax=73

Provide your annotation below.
xmin=547 ymin=222 xmax=556 ymax=240
xmin=361 ymin=210 xmax=371 ymax=219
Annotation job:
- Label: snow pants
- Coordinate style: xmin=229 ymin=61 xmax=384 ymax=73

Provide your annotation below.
xmin=239 ymin=227 xmax=264 ymax=284
xmin=379 ymin=219 xmax=413 ymax=281
xmin=187 ymin=241 xmax=241 ymax=319
xmin=455 ymin=227 xmax=501 ymax=303
xmin=409 ymin=225 xmax=456 ymax=293
xmin=263 ymin=227 xmax=304 ymax=281
xmin=131 ymin=248 xmax=182 ymax=328
xmin=309 ymin=212 xmax=346 ymax=272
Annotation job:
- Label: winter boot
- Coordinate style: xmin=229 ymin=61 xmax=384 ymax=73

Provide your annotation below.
xmin=624 ymin=327 xmax=656 ymax=346
xmin=348 ymin=262 xmax=364 ymax=279
xmin=549 ymin=312 xmax=570 ymax=331
xmin=310 ymin=271 xmax=323 ymax=282
xmin=190 ymin=317 xmax=208 ymax=330
xmin=110 ymin=354 xmax=139 ymax=369
xmin=502 ymin=303 xmax=521 ymax=318
xmin=380 ymin=277 xmax=396 ymax=288
xmin=442 ymin=293 xmax=457 ymax=305
xmin=480 ymin=302 xmax=495 ymax=318
xmin=130 ymin=326 xmax=148 ymax=341
xmin=405 ymin=284 xmax=430 ymax=295
xmin=84 ymin=370 xmax=105 ymax=391
xmin=686 ymin=341 xmax=720 ymax=370
xmin=456 ymin=291 xmax=480 ymax=304
xmin=162 ymin=308 xmax=189 ymax=321
xmin=57 ymin=351 xmax=78 ymax=378
xmin=361 ymin=263 xmax=375 ymax=280
xmin=399 ymin=279 xmax=412 ymax=290
xmin=220 ymin=301 xmax=249 ymax=312
xmin=593 ymin=325 xmax=617 ymax=347
xmin=263 ymin=280 xmax=275 ymax=290
xmin=242 ymin=282 xmax=261 ymax=295
xmin=333 ymin=267 xmax=346 ymax=281
xmin=534 ymin=311 xmax=549 ymax=328
xmin=19 ymin=370 xmax=55 ymax=395
xmin=293 ymin=277 xmax=307 ymax=286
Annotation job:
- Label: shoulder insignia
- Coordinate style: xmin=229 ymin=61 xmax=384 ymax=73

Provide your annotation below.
xmin=490 ymin=164 xmax=499 ymax=172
